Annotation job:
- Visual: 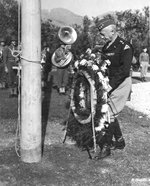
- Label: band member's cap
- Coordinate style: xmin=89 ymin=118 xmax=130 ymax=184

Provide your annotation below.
xmin=97 ymin=18 xmax=115 ymax=31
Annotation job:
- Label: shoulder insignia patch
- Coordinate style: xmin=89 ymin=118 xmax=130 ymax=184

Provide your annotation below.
xmin=124 ymin=44 xmax=130 ymax=50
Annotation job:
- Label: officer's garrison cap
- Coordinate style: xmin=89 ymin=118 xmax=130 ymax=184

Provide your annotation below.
xmin=97 ymin=18 xmax=115 ymax=31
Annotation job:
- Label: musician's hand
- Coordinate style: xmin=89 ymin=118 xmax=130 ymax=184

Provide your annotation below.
xmin=55 ymin=47 xmax=66 ymax=62
xmin=64 ymin=45 xmax=71 ymax=53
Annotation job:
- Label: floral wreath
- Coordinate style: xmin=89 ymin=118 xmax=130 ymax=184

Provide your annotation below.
xmin=70 ymin=57 xmax=111 ymax=131
xmin=66 ymin=50 xmax=112 ymax=150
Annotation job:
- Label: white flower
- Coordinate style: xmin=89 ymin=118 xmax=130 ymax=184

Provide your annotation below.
xmin=105 ymin=59 xmax=111 ymax=66
xmin=86 ymin=48 xmax=92 ymax=54
xmin=79 ymin=99 xmax=86 ymax=108
xmin=104 ymin=77 xmax=109 ymax=84
xmin=95 ymin=118 xmax=105 ymax=131
xmin=102 ymin=81 xmax=109 ymax=90
xmin=79 ymin=91 xmax=84 ymax=98
xmin=92 ymin=64 xmax=99 ymax=71
xmin=74 ymin=60 xmax=79 ymax=69
xmin=91 ymin=53 xmax=96 ymax=58
xmin=101 ymin=64 xmax=107 ymax=72
xmin=102 ymin=92 xmax=107 ymax=100
xmin=97 ymin=72 xmax=104 ymax=80
xmin=80 ymin=59 xmax=87 ymax=65
xmin=101 ymin=104 xmax=108 ymax=113
xmin=86 ymin=60 xmax=93 ymax=66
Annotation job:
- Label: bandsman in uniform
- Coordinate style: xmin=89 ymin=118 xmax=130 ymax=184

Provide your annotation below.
xmin=51 ymin=43 xmax=73 ymax=94
xmin=95 ymin=18 xmax=133 ymax=159
xmin=3 ymin=36 xmax=18 ymax=97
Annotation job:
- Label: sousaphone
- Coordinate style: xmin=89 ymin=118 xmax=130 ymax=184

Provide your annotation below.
xmin=58 ymin=26 xmax=77 ymax=45
xmin=51 ymin=26 xmax=77 ymax=68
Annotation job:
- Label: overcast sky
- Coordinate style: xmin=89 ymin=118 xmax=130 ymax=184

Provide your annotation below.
xmin=41 ymin=0 xmax=150 ymax=17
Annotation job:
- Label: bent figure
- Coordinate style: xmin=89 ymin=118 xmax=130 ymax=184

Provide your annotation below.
xmin=94 ymin=18 xmax=133 ymax=159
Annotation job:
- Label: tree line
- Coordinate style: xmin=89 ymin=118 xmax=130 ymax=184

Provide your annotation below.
xmin=0 ymin=0 xmax=149 ymax=60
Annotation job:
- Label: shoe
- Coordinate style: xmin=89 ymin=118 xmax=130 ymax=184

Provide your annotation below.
xmin=110 ymin=138 xmax=125 ymax=150
xmin=94 ymin=144 xmax=111 ymax=160
xmin=13 ymin=94 xmax=18 ymax=97
xmin=59 ymin=87 xmax=66 ymax=94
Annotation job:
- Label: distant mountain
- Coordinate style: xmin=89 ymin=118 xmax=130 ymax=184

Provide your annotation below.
xmin=42 ymin=9 xmax=50 ymax=20
xmin=42 ymin=8 xmax=83 ymax=27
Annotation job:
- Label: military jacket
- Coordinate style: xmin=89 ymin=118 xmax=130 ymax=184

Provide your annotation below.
xmin=102 ymin=36 xmax=133 ymax=91
xmin=2 ymin=45 xmax=16 ymax=67
xmin=139 ymin=52 xmax=149 ymax=63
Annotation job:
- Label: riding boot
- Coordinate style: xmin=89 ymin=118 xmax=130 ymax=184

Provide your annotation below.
xmin=110 ymin=118 xmax=125 ymax=150
xmin=95 ymin=124 xmax=114 ymax=159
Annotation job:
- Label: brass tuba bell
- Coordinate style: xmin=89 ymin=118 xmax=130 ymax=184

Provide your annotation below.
xmin=51 ymin=26 xmax=77 ymax=68
xmin=58 ymin=26 xmax=77 ymax=45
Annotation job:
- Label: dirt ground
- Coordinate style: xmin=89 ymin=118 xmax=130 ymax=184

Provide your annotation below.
xmin=0 ymin=74 xmax=150 ymax=186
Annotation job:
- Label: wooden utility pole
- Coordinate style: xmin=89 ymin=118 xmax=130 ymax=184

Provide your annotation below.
xmin=148 ymin=5 xmax=150 ymax=52
xmin=20 ymin=0 xmax=42 ymax=163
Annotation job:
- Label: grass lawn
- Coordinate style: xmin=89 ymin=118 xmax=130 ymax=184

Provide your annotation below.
xmin=0 ymin=74 xmax=150 ymax=186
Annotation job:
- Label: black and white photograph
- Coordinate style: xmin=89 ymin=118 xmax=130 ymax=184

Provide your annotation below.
xmin=0 ymin=0 xmax=150 ymax=185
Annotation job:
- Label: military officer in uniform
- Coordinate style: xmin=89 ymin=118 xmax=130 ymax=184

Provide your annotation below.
xmin=95 ymin=18 xmax=133 ymax=159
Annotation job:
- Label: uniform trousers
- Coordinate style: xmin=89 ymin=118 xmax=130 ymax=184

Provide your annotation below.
xmin=140 ymin=61 xmax=149 ymax=78
xmin=57 ymin=68 xmax=69 ymax=89
xmin=0 ymin=63 xmax=5 ymax=87
xmin=7 ymin=61 xmax=18 ymax=88
xmin=100 ymin=77 xmax=132 ymax=146
xmin=108 ymin=76 xmax=132 ymax=121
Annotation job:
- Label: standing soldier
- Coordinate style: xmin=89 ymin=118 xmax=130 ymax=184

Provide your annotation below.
xmin=3 ymin=36 xmax=18 ymax=97
xmin=41 ymin=43 xmax=52 ymax=89
xmin=139 ymin=47 xmax=149 ymax=82
xmin=0 ymin=38 xmax=6 ymax=88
